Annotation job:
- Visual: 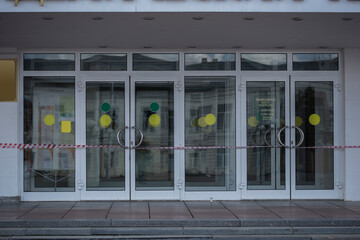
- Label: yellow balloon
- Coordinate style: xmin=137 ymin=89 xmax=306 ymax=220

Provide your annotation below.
xmin=198 ymin=117 xmax=207 ymax=128
xmin=295 ymin=116 xmax=303 ymax=127
xmin=149 ymin=114 xmax=161 ymax=127
xmin=191 ymin=118 xmax=199 ymax=128
xmin=99 ymin=114 xmax=112 ymax=128
xmin=248 ymin=116 xmax=258 ymax=127
xmin=44 ymin=114 xmax=55 ymax=126
xmin=205 ymin=114 xmax=216 ymax=126
xmin=309 ymin=114 xmax=320 ymax=126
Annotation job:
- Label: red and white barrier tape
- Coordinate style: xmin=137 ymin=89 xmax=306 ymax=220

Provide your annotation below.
xmin=1 ymin=143 xmax=360 ymax=150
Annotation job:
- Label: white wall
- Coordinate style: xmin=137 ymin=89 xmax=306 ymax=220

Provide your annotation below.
xmin=344 ymin=48 xmax=360 ymax=201
xmin=0 ymin=102 xmax=19 ymax=197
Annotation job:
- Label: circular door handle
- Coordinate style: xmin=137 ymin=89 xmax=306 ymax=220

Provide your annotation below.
xmin=264 ymin=127 xmax=275 ymax=147
xmin=277 ymin=126 xmax=289 ymax=148
xmin=132 ymin=126 xmax=144 ymax=148
xmin=293 ymin=126 xmax=305 ymax=148
xmin=116 ymin=126 xmax=128 ymax=148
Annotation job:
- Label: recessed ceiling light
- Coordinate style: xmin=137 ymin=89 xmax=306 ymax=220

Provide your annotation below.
xmin=192 ymin=16 xmax=204 ymax=21
xmin=188 ymin=46 xmax=197 ymax=49
xmin=275 ymin=46 xmax=285 ymax=49
xmin=318 ymin=46 xmax=328 ymax=49
xmin=92 ymin=17 xmax=104 ymax=21
xmin=144 ymin=46 xmax=152 ymax=49
xmin=232 ymin=46 xmax=242 ymax=49
xmin=98 ymin=44 xmax=108 ymax=48
xmin=143 ymin=16 xmax=155 ymax=21
xmin=243 ymin=17 xmax=255 ymax=21
xmin=42 ymin=16 xmax=54 ymax=21
xmin=342 ymin=17 xmax=353 ymax=21
xmin=291 ymin=17 xmax=303 ymax=22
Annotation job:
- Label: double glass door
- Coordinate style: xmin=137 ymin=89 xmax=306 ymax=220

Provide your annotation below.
xmin=243 ymin=75 xmax=340 ymax=199
xmin=80 ymin=76 xmax=179 ymax=200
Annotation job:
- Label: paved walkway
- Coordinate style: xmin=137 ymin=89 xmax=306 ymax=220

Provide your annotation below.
xmin=1 ymin=200 xmax=360 ymax=220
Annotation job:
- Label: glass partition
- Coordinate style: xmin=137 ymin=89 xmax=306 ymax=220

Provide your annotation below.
xmin=246 ymin=81 xmax=286 ymax=190
xmin=295 ymin=81 xmax=334 ymax=190
xmin=241 ymin=54 xmax=287 ymax=71
xmin=24 ymin=54 xmax=75 ymax=71
xmin=135 ymin=82 xmax=174 ymax=190
xmin=81 ymin=54 xmax=127 ymax=71
xmin=24 ymin=77 xmax=75 ymax=192
xmin=86 ymin=82 xmax=126 ymax=191
xmin=185 ymin=54 xmax=235 ymax=71
xmin=133 ymin=54 xmax=179 ymax=71
xmin=293 ymin=54 xmax=339 ymax=71
xmin=185 ymin=76 xmax=236 ymax=191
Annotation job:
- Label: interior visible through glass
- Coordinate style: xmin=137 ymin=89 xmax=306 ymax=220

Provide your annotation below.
xmin=135 ymin=82 xmax=174 ymax=190
xmin=185 ymin=76 xmax=236 ymax=191
xmin=295 ymin=81 xmax=334 ymax=190
xmin=247 ymin=81 xmax=286 ymax=190
xmin=86 ymin=82 xmax=125 ymax=191
xmin=24 ymin=77 xmax=75 ymax=192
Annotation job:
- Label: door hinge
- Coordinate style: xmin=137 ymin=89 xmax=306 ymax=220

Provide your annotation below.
xmin=335 ymin=84 xmax=342 ymax=92
xmin=77 ymin=81 xmax=84 ymax=92
xmin=77 ymin=179 xmax=85 ymax=190
xmin=176 ymin=179 xmax=183 ymax=190
xmin=176 ymin=81 xmax=182 ymax=91
xmin=238 ymin=83 xmax=245 ymax=91
xmin=335 ymin=182 xmax=343 ymax=189
xmin=238 ymin=182 xmax=246 ymax=190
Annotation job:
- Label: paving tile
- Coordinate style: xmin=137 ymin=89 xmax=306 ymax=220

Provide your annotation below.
xmin=224 ymin=206 xmax=280 ymax=219
xmin=221 ymin=201 xmax=261 ymax=207
xmin=37 ymin=202 xmax=76 ymax=208
xmin=329 ymin=201 xmax=360 ymax=212
xmin=0 ymin=209 xmax=31 ymax=220
xmin=185 ymin=202 xmax=236 ymax=219
xmin=149 ymin=201 xmax=192 ymax=219
xmin=0 ymin=202 xmax=39 ymax=209
xmin=63 ymin=208 xmax=108 ymax=219
xmin=20 ymin=207 xmax=70 ymax=220
xmin=74 ymin=201 xmax=112 ymax=209
xmin=265 ymin=206 xmax=322 ymax=219
xmin=256 ymin=201 xmax=299 ymax=207
xmin=108 ymin=201 xmax=148 ymax=219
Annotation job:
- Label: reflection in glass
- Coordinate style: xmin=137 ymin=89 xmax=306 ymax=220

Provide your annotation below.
xmin=293 ymin=54 xmax=339 ymax=71
xmin=185 ymin=77 xmax=236 ymax=191
xmin=295 ymin=82 xmax=334 ymax=190
xmin=133 ymin=54 xmax=179 ymax=71
xmin=24 ymin=54 xmax=75 ymax=71
xmin=185 ymin=54 xmax=235 ymax=71
xmin=241 ymin=54 xmax=287 ymax=71
xmin=135 ymin=82 xmax=174 ymax=190
xmin=81 ymin=54 xmax=127 ymax=71
xmin=86 ymin=82 xmax=125 ymax=191
xmin=247 ymin=82 xmax=285 ymax=190
xmin=24 ymin=77 xmax=75 ymax=192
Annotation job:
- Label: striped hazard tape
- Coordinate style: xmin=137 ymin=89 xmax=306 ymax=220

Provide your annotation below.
xmin=0 ymin=143 xmax=360 ymax=150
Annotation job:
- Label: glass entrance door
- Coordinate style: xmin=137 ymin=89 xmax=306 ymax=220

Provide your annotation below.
xmin=242 ymin=75 xmax=340 ymax=199
xmin=80 ymin=75 xmax=179 ymax=200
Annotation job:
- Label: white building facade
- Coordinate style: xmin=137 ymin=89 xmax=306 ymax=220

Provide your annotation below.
xmin=0 ymin=0 xmax=360 ymax=201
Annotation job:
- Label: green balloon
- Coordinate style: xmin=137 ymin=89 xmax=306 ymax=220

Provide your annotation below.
xmin=101 ymin=103 xmax=111 ymax=113
xmin=149 ymin=102 xmax=159 ymax=112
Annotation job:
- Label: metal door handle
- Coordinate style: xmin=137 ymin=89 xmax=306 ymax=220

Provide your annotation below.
xmin=277 ymin=126 xmax=289 ymax=148
xmin=132 ymin=126 xmax=144 ymax=148
xmin=116 ymin=126 xmax=128 ymax=149
xmin=264 ymin=127 xmax=275 ymax=147
xmin=293 ymin=126 xmax=305 ymax=148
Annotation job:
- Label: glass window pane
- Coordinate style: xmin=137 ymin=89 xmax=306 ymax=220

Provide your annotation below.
xmin=246 ymin=82 xmax=285 ymax=190
xmin=133 ymin=54 xmax=179 ymax=71
xmin=185 ymin=76 xmax=236 ymax=191
xmin=185 ymin=54 xmax=235 ymax=71
xmin=295 ymin=81 xmax=334 ymax=190
xmin=241 ymin=54 xmax=287 ymax=71
xmin=81 ymin=54 xmax=127 ymax=71
xmin=86 ymin=82 xmax=125 ymax=191
xmin=293 ymin=53 xmax=339 ymax=71
xmin=24 ymin=77 xmax=75 ymax=192
xmin=24 ymin=54 xmax=75 ymax=71
xmin=135 ymin=82 xmax=174 ymax=190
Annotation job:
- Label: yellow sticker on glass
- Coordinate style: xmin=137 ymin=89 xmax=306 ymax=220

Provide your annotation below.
xmin=309 ymin=114 xmax=320 ymax=126
xmin=248 ymin=116 xmax=258 ymax=127
xmin=198 ymin=117 xmax=207 ymax=128
xmin=149 ymin=114 xmax=161 ymax=127
xmin=295 ymin=116 xmax=303 ymax=127
xmin=44 ymin=114 xmax=55 ymax=126
xmin=61 ymin=121 xmax=71 ymax=133
xmin=99 ymin=114 xmax=112 ymax=128
xmin=205 ymin=114 xmax=216 ymax=126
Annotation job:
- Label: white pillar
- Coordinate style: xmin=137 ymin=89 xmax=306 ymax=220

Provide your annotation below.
xmin=344 ymin=48 xmax=360 ymax=201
